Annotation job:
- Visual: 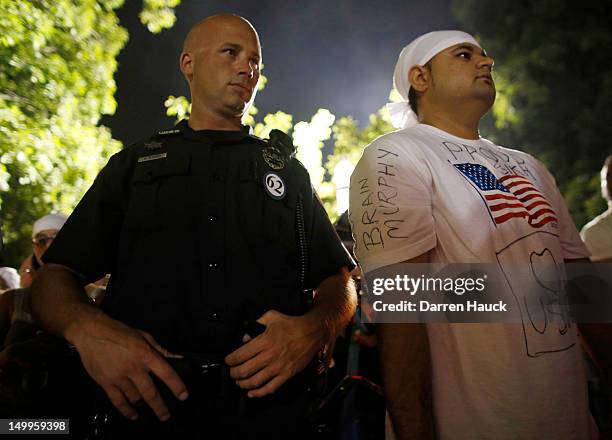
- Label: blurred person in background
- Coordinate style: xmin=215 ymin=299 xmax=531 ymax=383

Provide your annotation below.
xmin=581 ymin=155 xmax=612 ymax=263
xmin=12 ymin=214 xmax=68 ymax=290
xmin=0 ymin=213 xmax=99 ymax=430
xmin=0 ymin=214 xmax=67 ymax=344
xmin=31 ymin=214 xmax=67 ymax=267
xmin=18 ymin=255 xmax=35 ymax=289
xmin=0 ymin=267 xmax=19 ymax=293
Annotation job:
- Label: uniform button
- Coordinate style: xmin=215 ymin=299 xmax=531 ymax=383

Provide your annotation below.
xmin=212 ymin=173 xmax=222 ymax=182
xmin=208 ymin=262 xmax=219 ymax=269
xmin=208 ymin=215 xmax=217 ymax=222
xmin=211 ymin=312 xmax=220 ymax=320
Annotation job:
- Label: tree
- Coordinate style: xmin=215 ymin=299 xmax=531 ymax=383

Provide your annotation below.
xmin=453 ymin=0 xmax=611 ymax=227
xmin=0 ymin=0 xmax=180 ymax=267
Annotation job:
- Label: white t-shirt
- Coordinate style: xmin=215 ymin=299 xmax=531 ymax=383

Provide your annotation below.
xmin=581 ymin=208 xmax=612 ymax=261
xmin=349 ymin=123 xmax=594 ymax=440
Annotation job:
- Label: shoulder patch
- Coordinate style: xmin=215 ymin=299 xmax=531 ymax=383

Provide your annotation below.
xmin=262 ymin=146 xmax=287 ymax=171
xmin=255 ymin=129 xmax=297 ymax=171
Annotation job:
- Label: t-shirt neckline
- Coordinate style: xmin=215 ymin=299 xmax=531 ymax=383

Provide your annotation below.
xmin=415 ymin=123 xmax=489 ymax=145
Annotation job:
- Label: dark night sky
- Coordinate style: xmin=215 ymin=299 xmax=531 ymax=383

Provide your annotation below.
xmin=102 ymin=0 xmax=457 ymax=146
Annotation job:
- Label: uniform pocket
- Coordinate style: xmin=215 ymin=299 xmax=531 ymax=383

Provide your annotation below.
xmin=119 ymin=152 xmax=192 ymax=284
xmin=131 ymin=152 xmax=191 ymax=215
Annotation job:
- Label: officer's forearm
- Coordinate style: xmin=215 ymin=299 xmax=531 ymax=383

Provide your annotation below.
xmin=31 ymin=263 xmax=104 ymax=344
xmin=306 ymin=267 xmax=357 ymax=342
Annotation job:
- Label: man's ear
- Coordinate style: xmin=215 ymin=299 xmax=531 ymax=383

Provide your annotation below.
xmin=408 ymin=65 xmax=430 ymax=94
xmin=179 ymin=52 xmax=193 ymax=82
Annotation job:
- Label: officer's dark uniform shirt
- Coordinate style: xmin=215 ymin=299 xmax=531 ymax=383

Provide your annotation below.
xmin=44 ymin=120 xmax=354 ymax=355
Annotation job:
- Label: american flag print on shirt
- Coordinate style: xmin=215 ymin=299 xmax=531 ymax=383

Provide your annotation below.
xmin=454 ymin=163 xmax=558 ymax=228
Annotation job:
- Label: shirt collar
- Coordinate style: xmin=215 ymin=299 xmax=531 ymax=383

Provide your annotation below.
xmin=176 ymin=119 xmax=253 ymax=142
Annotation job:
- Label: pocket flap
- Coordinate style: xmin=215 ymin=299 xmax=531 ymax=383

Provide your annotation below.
xmin=133 ymin=152 xmax=191 ymax=183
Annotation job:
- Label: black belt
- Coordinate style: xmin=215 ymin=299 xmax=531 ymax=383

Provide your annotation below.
xmin=90 ymin=354 xmax=321 ymax=440
xmin=89 ymin=352 xmax=235 ymax=438
xmin=164 ymin=352 xmax=226 ymax=381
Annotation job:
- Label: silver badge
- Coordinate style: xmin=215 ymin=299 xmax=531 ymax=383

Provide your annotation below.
xmin=144 ymin=141 xmax=163 ymax=150
xmin=264 ymin=172 xmax=286 ymax=200
xmin=262 ymin=147 xmax=287 ymax=170
xmin=138 ymin=153 xmax=167 ymax=163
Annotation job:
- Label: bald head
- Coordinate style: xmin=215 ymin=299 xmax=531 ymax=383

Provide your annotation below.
xmin=183 ymin=14 xmax=259 ymax=54
xmin=179 ymin=14 xmax=262 ymax=129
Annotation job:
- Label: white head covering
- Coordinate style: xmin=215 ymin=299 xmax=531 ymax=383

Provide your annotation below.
xmin=0 ymin=267 xmax=20 ymax=290
xmin=32 ymin=213 xmax=68 ymax=237
xmin=387 ymin=30 xmax=481 ymax=129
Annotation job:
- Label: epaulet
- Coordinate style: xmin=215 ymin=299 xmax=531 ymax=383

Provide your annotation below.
xmin=247 ymin=134 xmax=267 ymax=146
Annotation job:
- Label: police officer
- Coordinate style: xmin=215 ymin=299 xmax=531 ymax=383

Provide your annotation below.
xmin=31 ymin=14 xmax=356 ymax=438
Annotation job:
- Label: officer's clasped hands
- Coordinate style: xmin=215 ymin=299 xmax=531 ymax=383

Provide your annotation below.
xmin=225 ymin=309 xmax=327 ymax=398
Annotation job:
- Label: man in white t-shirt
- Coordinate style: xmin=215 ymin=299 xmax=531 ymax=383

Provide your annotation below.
xmin=349 ymin=31 xmax=599 ymax=440
xmin=581 ymin=156 xmax=612 ymax=262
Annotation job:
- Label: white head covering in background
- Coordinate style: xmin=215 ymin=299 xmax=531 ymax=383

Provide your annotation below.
xmin=0 ymin=267 xmax=20 ymax=291
xmin=32 ymin=213 xmax=68 ymax=237
xmin=387 ymin=30 xmax=481 ymax=129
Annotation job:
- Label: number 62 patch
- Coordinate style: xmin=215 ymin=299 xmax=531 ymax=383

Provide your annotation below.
xmin=264 ymin=172 xmax=286 ymax=200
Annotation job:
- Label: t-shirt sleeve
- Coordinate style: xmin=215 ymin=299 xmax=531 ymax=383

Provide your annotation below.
xmin=42 ymin=153 xmax=127 ymax=283
xmin=534 ymin=158 xmax=590 ymax=260
xmin=307 ymin=190 xmax=356 ymax=289
xmin=348 ymin=136 xmax=435 ymax=274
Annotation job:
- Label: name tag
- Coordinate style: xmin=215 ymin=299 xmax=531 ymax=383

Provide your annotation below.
xmin=138 ymin=153 xmax=167 ymax=163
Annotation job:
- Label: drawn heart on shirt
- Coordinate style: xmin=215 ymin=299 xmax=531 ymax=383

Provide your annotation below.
xmin=528 ymin=248 xmax=569 ymax=335
xmin=530 ymin=248 xmax=560 ymax=292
